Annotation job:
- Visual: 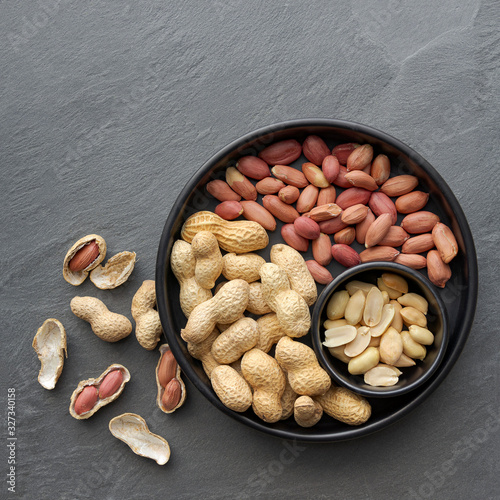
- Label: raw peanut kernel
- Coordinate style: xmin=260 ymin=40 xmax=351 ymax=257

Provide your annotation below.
xmin=240 ymin=201 xmax=277 ymax=231
xmin=258 ymin=139 xmax=302 ymax=165
xmin=206 ymin=180 xmax=241 ymax=202
xmin=331 ymin=244 xmax=361 ymax=268
xmin=215 ymin=201 xmax=244 ymax=220
xmin=69 ymin=241 xmax=100 ymax=272
xmin=74 ymin=386 xmax=98 ymax=415
xmin=395 ymin=191 xmax=429 ymax=214
xmin=226 ymin=167 xmax=257 ymax=201
xmin=355 ymin=209 xmax=375 ymax=245
xmin=312 ymin=233 xmax=332 ymax=266
xmin=369 ymin=192 xmax=397 ymax=225
xmin=98 ymin=370 xmax=124 ymax=399
xmin=319 ymin=217 xmax=348 ymax=235
xmin=306 ymin=260 xmax=333 ymax=285
xmin=336 ymin=187 xmax=372 ymax=209
xmin=341 ymin=204 xmax=369 ymax=225
xmin=262 ymin=195 xmax=300 ymax=223
xmin=161 ymin=378 xmax=182 ymax=411
xmin=380 ymin=175 xmax=419 ymax=197
xmin=394 ymin=254 xmax=427 ymax=269
xmin=332 ymin=165 xmax=352 ymax=188
xmin=401 ymin=211 xmax=440 ymax=234
xmin=345 ymin=171 xmax=378 ymax=191
xmin=271 ymin=165 xmax=309 ymax=188
xmin=364 ymin=213 xmax=393 ymax=248
xmin=427 ymin=249 xmax=451 ymax=288
xmin=332 ymin=143 xmax=359 ymax=165
xmin=334 ymin=227 xmax=355 ymax=245
xmin=294 ymin=216 xmax=321 ymax=240
xmin=432 ymin=223 xmax=458 ymax=263
xmin=296 ymin=184 xmax=319 ymax=213
xmin=278 ymin=185 xmax=300 ymax=204
xmin=158 ymin=349 xmax=177 ymax=388
xmin=378 ymin=226 xmax=410 ymax=247
xmin=255 ymin=177 xmax=286 ymax=195
xmin=371 ymin=154 xmax=390 ymax=185
xmin=236 ymin=156 xmax=271 ymax=180
xmin=402 ymin=234 xmax=435 ymax=254
xmin=347 ymin=144 xmax=373 ymax=171
xmin=303 ymin=135 xmax=331 ymax=166
xmin=322 ymin=155 xmax=340 ymax=183
xmin=359 ymin=246 xmax=399 ymax=263
xmin=281 ymin=224 xmax=309 ymax=252
xmin=318 ymin=185 xmax=337 ymax=205
xmin=302 ymin=162 xmax=330 ymax=188
xmin=307 ymin=203 xmax=342 ymax=222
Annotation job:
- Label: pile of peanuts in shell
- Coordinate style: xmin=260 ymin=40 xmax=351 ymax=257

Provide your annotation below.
xmin=32 ymin=235 xmax=177 ymax=464
xmin=324 ymin=273 xmax=436 ymax=387
xmin=206 ymin=135 xmax=459 ymax=289
xmin=171 ymin=234 xmax=371 ymax=427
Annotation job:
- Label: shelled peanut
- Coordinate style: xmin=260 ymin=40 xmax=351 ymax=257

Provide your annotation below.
xmin=156 ymin=345 xmax=186 ymax=413
xmin=202 ymin=135 xmax=459 ymax=288
xmin=322 ymin=273 xmax=436 ymax=386
xmin=69 ymin=364 xmax=130 ymax=419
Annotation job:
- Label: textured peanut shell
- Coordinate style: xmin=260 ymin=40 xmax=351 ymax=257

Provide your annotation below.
xmin=187 ymin=328 xmax=220 ymax=379
xmin=181 ymin=211 xmax=269 ymax=254
xmin=280 ymin=378 xmax=298 ymax=420
xmin=274 ymin=290 xmax=311 ymax=338
xmin=222 ymin=253 xmax=266 ymax=283
xmin=247 ymin=282 xmax=272 ymax=315
xmin=255 ymin=313 xmax=286 ymax=352
xmin=211 ymin=317 xmax=259 ymax=364
xmin=89 ymin=251 xmax=136 ymax=289
xmin=191 ymin=231 xmax=223 ymax=290
xmin=211 ymin=365 xmax=252 ymax=412
xmin=260 ymin=263 xmax=311 ymax=338
xmin=294 ymin=396 xmax=323 ymax=427
xmin=314 ymin=386 xmax=371 ymax=426
xmin=63 ymin=234 xmax=106 ymax=286
xmin=181 ymin=279 xmax=249 ymax=344
xmin=156 ymin=344 xmax=186 ymax=413
xmin=241 ymin=349 xmax=286 ymax=423
xmin=109 ymin=413 xmax=171 ymax=465
xmin=275 ymin=337 xmax=331 ymax=397
xmin=69 ymin=364 xmax=130 ymax=420
xmin=270 ymin=244 xmax=317 ymax=306
xmin=70 ymin=296 xmax=132 ymax=342
xmin=170 ymin=240 xmax=212 ymax=317
xmin=32 ymin=318 xmax=67 ymax=390
xmin=131 ymin=280 xmax=163 ymax=350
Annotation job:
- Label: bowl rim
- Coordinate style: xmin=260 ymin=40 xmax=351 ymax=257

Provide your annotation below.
xmin=311 ymin=262 xmax=449 ymax=398
xmin=155 ymin=118 xmax=478 ymax=442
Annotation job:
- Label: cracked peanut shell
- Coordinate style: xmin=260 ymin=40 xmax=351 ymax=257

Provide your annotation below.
xmin=89 ymin=251 xmax=136 ymax=289
xmin=63 ymin=234 xmax=106 ymax=286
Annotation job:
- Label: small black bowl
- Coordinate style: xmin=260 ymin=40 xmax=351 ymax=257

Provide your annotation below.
xmin=311 ymin=263 xmax=449 ymax=398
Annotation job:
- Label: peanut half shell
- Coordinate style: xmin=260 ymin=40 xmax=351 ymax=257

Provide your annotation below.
xmin=109 ymin=413 xmax=171 ymax=465
xmin=63 ymin=234 xmax=106 ymax=286
xmin=32 ymin=318 xmax=67 ymax=390
xmin=89 ymin=251 xmax=136 ymax=289
xmin=69 ymin=364 xmax=130 ymax=420
xmin=156 ymin=344 xmax=186 ymax=414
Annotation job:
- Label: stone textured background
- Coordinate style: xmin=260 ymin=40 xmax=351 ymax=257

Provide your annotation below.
xmin=1 ymin=1 xmax=499 ymax=498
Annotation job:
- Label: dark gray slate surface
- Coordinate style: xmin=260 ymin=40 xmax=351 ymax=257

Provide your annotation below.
xmin=1 ymin=1 xmax=499 ymax=499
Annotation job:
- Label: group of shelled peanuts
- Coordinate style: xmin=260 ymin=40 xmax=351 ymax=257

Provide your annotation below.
xmin=205 ymin=135 xmax=458 ymax=288
xmin=323 ymin=274 xmax=436 ymax=387
xmin=171 ymin=219 xmax=371 ymax=427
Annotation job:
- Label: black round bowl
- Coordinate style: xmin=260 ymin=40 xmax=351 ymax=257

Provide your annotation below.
xmin=156 ymin=119 xmax=478 ymax=442
xmin=311 ymin=262 xmax=449 ymax=398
